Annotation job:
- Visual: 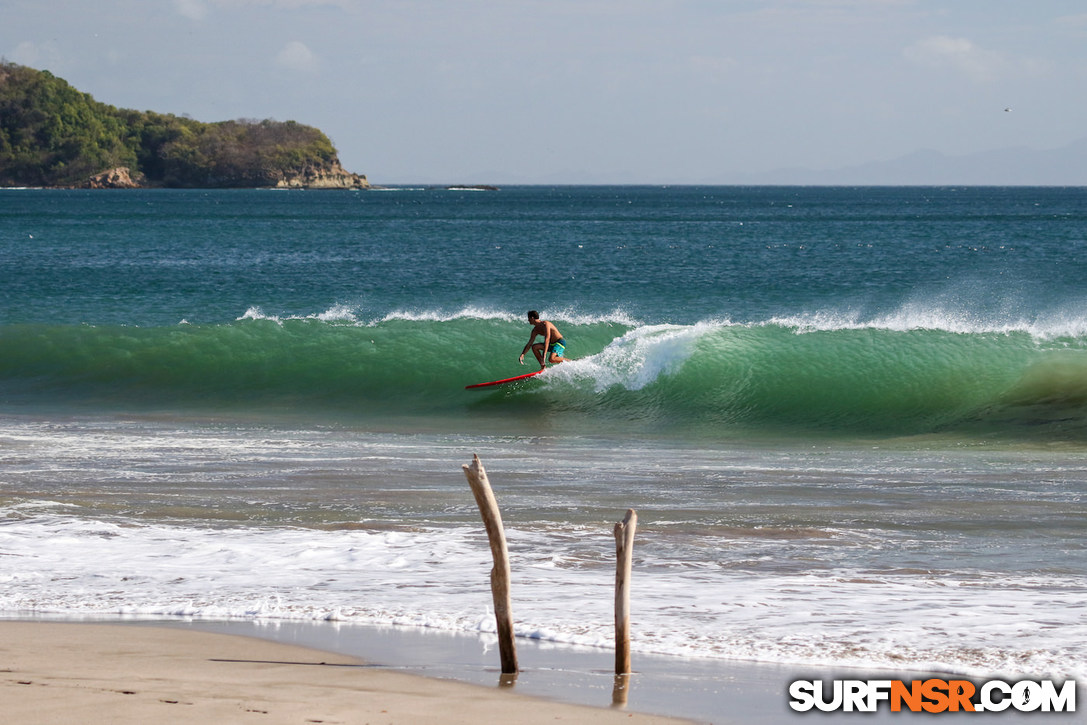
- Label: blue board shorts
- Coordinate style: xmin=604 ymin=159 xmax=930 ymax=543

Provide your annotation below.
xmin=548 ymin=339 xmax=566 ymax=358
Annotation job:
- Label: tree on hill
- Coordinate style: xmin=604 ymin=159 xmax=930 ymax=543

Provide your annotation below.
xmin=0 ymin=63 xmax=135 ymax=185
xmin=0 ymin=62 xmax=361 ymax=188
xmin=155 ymin=118 xmax=339 ymax=187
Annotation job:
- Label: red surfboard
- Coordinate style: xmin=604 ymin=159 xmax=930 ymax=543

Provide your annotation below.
xmin=465 ymin=369 xmax=544 ymax=389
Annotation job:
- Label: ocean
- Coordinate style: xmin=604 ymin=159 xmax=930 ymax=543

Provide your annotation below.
xmin=1 ymin=186 xmax=1085 ymax=685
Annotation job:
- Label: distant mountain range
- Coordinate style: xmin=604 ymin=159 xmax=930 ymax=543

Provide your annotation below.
xmin=730 ymin=138 xmax=1087 ymax=186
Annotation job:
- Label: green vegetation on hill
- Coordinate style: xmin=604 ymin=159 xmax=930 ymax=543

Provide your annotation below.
xmin=0 ymin=62 xmax=355 ymax=188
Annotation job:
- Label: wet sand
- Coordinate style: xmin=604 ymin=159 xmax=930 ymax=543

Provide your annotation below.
xmin=0 ymin=621 xmax=694 ymax=724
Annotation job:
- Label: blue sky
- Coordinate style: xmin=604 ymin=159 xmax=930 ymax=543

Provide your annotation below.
xmin=4 ymin=1 xmax=1087 ymax=183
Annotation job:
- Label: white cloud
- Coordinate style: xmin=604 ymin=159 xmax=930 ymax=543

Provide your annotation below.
xmin=275 ymin=40 xmax=318 ymax=72
xmin=902 ymin=35 xmax=1005 ymax=82
xmin=174 ymin=0 xmax=209 ymax=20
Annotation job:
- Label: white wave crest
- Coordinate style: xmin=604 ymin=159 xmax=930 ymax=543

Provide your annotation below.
xmin=766 ymin=303 xmax=1087 ymax=340
xmin=551 ymin=322 xmax=719 ymax=392
xmin=234 ymin=304 xmax=640 ymax=328
xmin=378 ymin=306 xmax=640 ymax=327
xmin=379 ymin=306 xmax=520 ymax=324
xmin=313 ymin=304 xmax=359 ymax=323
xmin=237 ymin=306 xmax=282 ymax=324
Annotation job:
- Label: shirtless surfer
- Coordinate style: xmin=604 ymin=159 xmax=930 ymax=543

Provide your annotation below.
xmin=519 ymin=310 xmax=567 ymax=368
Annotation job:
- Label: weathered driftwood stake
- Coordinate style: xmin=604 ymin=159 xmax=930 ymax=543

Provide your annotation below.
xmin=462 ymin=454 xmax=518 ymax=674
xmin=612 ymin=673 xmax=631 ymax=708
xmin=614 ymin=508 xmax=638 ymax=676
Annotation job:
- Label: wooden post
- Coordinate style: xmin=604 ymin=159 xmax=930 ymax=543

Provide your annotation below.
xmin=614 ymin=508 xmax=637 ymax=676
xmin=462 ymin=454 xmax=518 ymax=674
xmin=612 ymin=673 xmax=631 ymax=708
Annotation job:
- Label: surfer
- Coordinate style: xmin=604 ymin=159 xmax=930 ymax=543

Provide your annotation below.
xmin=519 ymin=310 xmax=567 ymax=368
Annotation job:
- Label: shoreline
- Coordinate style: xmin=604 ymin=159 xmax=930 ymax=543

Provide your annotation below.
xmin=0 ymin=620 xmax=694 ymax=725
xmin=169 ymin=617 xmax=798 ymax=722
xmin=4 ymin=616 xmax=792 ymax=723
xmin=6 ymin=618 xmax=1072 ymax=724
xmin=157 ymin=619 xmax=1086 ymax=723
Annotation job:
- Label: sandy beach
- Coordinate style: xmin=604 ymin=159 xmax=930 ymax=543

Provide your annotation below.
xmin=0 ymin=621 xmax=696 ymax=724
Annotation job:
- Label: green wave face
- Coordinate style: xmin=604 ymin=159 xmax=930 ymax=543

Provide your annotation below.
xmin=5 ymin=313 xmax=1086 ymax=440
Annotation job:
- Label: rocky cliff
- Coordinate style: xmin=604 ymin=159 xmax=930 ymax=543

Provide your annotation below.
xmin=81 ymin=167 xmax=146 ymax=189
xmin=273 ymin=160 xmax=370 ymax=189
